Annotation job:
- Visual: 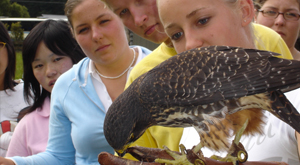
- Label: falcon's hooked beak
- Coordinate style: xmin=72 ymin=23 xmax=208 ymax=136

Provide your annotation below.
xmin=116 ymin=150 xmax=126 ymax=157
xmin=116 ymin=143 xmax=131 ymax=157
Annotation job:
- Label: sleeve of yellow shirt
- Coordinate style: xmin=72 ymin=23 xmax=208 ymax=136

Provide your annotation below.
xmin=253 ymin=23 xmax=293 ymax=60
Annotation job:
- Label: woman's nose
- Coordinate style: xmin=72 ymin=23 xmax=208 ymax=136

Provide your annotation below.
xmin=274 ymin=13 xmax=286 ymax=26
xmin=185 ymin=34 xmax=203 ymax=51
xmin=46 ymin=64 xmax=57 ymax=77
xmin=92 ymin=26 xmax=104 ymax=42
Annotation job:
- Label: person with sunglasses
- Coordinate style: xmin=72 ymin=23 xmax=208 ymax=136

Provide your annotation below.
xmin=254 ymin=0 xmax=300 ymax=60
xmin=0 ymin=21 xmax=31 ymax=157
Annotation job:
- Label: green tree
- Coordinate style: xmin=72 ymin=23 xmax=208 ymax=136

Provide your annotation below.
xmin=12 ymin=0 xmax=66 ymax=18
xmin=0 ymin=0 xmax=11 ymax=17
xmin=3 ymin=23 xmax=10 ymax=30
xmin=10 ymin=2 xmax=30 ymax=17
xmin=0 ymin=0 xmax=30 ymax=17
xmin=11 ymin=22 xmax=24 ymax=41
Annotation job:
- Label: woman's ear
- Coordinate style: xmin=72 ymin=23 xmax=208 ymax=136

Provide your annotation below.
xmin=240 ymin=0 xmax=255 ymax=26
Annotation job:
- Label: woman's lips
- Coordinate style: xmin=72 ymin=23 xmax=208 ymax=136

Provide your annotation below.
xmin=276 ymin=31 xmax=285 ymax=37
xmin=96 ymin=45 xmax=110 ymax=52
xmin=49 ymin=80 xmax=56 ymax=87
xmin=144 ymin=24 xmax=157 ymax=36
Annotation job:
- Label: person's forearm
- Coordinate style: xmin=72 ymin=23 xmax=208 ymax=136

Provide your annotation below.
xmin=0 ymin=157 xmax=15 ymax=165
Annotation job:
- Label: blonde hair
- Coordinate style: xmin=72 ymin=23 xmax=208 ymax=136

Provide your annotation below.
xmin=224 ymin=0 xmax=257 ymax=48
xmin=65 ymin=0 xmax=109 ymax=29
xmin=100 ymin=0 xmax=112 ymax=10
xmin=64 ymin=0 xmax=84 ymax=28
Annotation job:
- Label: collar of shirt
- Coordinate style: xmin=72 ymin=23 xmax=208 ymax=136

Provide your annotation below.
xmin=86 ymin=46 xmax=145 ymax=113
xmin=88 ymin=60 xmax=112 ymax=113
xmin=37 ymin=96 xmax=50 ymax=117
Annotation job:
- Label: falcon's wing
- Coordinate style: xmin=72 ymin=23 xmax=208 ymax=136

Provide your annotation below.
xmin=138 ymin=46 xmax=300 ymax=107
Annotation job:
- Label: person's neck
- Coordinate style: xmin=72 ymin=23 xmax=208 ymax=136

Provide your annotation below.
xmin=0 ymin=73 xmax=5 ymax=91
xmin=290 ymin=47 xmax=300 ymax=61
xmin=94 ymin=47 xmax=136 ymax=79
xmin=164 ymin=38 xmax=173 ymax=48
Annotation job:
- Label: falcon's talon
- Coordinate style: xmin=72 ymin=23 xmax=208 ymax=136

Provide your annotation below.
xmin=191 ymin=143 xmax=203 ymax=154
xmin=218 ymin=142 xmax=248 ymax=165
xmin=154 ymin=145 xmax=194 ymax=165
xmin=210 ymin=120 xmax=249 ymax=165
xmin=194 ymin=159 xmax=206 ymax=165
xmin=210 ymin=154 xmax=240 ymax=165
xmin=179 ymin=144 xmax=187 ymax=154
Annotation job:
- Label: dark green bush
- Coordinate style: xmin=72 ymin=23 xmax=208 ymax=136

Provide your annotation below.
xmin=11 ymin=22 xmax=24 ymax=41
xmin=10 ymin=22 xmax=24 ymax=51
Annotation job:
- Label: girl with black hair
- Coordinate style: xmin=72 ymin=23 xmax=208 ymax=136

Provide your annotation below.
xmin=6 ymin=19 xmax=86 ymax=157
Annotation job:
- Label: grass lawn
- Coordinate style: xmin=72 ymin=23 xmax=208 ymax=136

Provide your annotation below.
xmin=16 ymin=51 xmax=23 ymax=80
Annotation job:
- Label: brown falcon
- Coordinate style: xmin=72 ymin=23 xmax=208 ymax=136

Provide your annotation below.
xmin=104 ymin=46 xmax=300 ymax=164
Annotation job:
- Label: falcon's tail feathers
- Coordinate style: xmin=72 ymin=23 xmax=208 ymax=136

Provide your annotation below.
xmin=268 ymin=57 xmax=300 ymax=93
xmin=268 ymin=90 xmax=300 ymax=133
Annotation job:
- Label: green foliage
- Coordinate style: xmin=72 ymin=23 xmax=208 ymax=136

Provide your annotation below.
xmin=11 ymin=22 xmax=24 ymax=41
xmin=15 ymin=51 xmax=23 ymax=80
xmin=0 ymin=0 xmax=11 ymax=17
xmin=0 ymin=0 xmax=30 ymax=17
xmin=10 ymin=2 xmax=30 ymax=17
xmin=12 ymin=0 xmax=67 ymax=18
xmin=1 ymin=0 xmax=67 ymax=18
xmin=3 ymin=23 xmax=10 ymax=30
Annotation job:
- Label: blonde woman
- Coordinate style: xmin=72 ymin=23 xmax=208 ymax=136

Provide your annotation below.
xmin=155 ymin=0 xmax=300 ymax=164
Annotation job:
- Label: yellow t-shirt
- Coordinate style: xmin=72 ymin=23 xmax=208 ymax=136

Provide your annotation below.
xmin=253 ymin=23 xmax=293 ymax=60
xmin=123 ymin=23 xmax=293 ymax=160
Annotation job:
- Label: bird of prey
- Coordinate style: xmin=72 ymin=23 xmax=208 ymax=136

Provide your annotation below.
xmin=104 ymin=46 xmax=300 ymax=164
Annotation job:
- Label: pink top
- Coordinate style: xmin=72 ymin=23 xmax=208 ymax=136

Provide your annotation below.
xmin=6 ymin=97 xmax=50 ymax=157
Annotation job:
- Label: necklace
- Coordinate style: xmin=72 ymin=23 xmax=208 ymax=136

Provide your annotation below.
xmin=95 ymin=48 xmax=136 ymax=79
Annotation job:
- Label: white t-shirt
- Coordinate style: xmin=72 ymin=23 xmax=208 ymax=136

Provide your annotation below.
xmin=0 ymin=81 xmax=28 ymax=122
xmin=0 ymin=81 xmax=30 ymax=156
xmin=180 ymin=88 xmax=300 ymax=165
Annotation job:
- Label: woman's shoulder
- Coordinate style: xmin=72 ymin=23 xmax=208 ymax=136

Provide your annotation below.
xmin=51 ymin=57 xmax=90 ymax=104
xmin=253 ymin=23 xmax=292 ymax=59
xmin=13 ymin=80 xmax=26 ymax=93
xmin=0 ymin=80 xmax=29 ymax=109
xmin=131 ymin=45 xmax=152 ymax=55
xmin=0 ymin=80 xmax=24 ymax=95
xmin=18 ymin=98 xmax=50 ymax=126
xmin=253 ymin=23 xmax=280 ymax=39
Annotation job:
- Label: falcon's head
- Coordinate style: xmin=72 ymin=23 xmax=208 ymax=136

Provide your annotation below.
xmin=104 ymin=76 xmax=154 ymax=156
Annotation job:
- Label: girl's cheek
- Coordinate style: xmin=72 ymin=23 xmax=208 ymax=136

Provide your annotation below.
xmin=60 ymin=60 xmax=74 ymax=73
